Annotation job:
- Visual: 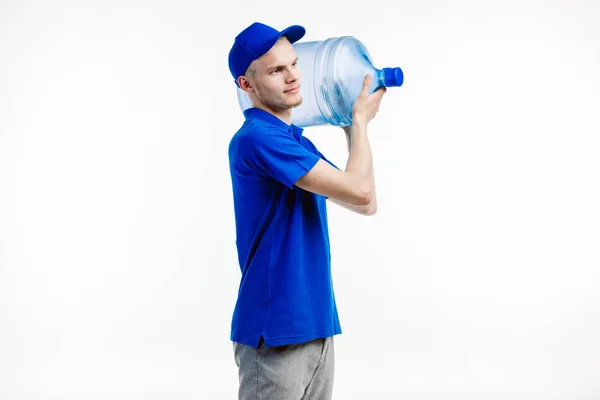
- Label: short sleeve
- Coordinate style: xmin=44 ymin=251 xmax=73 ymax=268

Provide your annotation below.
xmin=243 ymin=127 xmax=320 ymax=189
xmin=300 ymin=136 xmax=341 ymax=171
xmin=317 ymin=151 xmax=340 ymax=171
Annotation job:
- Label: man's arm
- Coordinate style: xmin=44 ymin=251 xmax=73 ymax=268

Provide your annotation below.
xmin=294 ymin=74 xmax=385 ymax=211
xmin=327 ymin=126 xmax=377 ymax=215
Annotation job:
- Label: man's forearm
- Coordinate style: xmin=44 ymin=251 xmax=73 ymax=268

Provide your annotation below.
xmin=341 ymin=123 xmax=377 ymax=213
xmin=344 ymin=120 xmax=373 ymax=186
xmin=342 ymin=126 xmax=352 ymax=153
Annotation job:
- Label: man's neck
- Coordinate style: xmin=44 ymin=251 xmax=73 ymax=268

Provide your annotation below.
xmin=254 ymin=104 xmax=292 ymax=125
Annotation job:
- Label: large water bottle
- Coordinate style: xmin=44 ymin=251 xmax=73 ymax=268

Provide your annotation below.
xmin=236 ymin=36 xmax=403 ymax=127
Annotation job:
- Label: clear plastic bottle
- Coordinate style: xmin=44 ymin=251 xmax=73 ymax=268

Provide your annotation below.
xmin=236 ymin=36 xmax=403 ymax=127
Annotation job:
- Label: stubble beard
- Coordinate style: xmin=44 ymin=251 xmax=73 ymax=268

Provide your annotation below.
xmin=282 ymin=97 xmax=303 ymax=110
xmin=264 ymin=95 xmax=302 ymax=111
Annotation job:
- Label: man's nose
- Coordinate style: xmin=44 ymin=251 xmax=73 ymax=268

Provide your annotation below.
xmin=286 ymin=68 xmax=299 ymax=83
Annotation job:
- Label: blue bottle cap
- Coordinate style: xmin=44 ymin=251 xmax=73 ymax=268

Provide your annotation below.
xmin=383 ymin=67 xmax=404 ymax=87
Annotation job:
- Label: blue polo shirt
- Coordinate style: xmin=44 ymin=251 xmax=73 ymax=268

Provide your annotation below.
xmin=228 ymin=107 xmax=342 ymax=348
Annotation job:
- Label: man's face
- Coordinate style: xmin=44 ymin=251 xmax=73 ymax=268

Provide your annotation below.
xmin=244 ymin=37 xmax=302 ymax=111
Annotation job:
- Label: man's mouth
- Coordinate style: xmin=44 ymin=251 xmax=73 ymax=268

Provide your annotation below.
xmin=285 ymin=86 xmax=300 ymax=93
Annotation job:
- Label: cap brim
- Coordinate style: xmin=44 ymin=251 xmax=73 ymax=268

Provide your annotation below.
xmin=278 ymin=25 xmax=305 ymax=44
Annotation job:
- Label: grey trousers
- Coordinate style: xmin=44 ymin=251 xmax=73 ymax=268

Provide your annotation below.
xmin=233 ymin=336 xmax=335 ymax=400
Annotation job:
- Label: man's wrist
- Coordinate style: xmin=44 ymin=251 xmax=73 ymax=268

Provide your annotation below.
xmin=350 ymin=116 xmax=367 ymax=132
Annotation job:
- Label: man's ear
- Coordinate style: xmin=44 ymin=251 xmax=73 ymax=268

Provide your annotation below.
xmin=238 ymin=76 xmax=254 ymax=93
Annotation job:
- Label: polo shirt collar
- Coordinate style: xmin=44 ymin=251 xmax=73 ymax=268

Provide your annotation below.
xmin=243 ymin=107 xmax=304 ymax=139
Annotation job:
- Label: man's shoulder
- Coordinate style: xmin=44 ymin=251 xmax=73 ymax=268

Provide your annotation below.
xmin=229 ymin=121 xmax=257 ymax=155
xmin=230 ymin=121 xmax=292 ymax=158
xmin=228 ymin=120 xmax=276 ymax=169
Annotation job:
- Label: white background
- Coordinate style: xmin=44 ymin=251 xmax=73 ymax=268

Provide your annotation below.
xmin=1 ymin=0 xmax=599 ymax=399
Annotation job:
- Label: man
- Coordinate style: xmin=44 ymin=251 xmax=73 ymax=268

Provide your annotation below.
xmin=227 ymin=22 xmax=386 ymax=400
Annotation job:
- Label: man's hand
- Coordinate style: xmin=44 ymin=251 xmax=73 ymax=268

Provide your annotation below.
xmin=351 ymin=74 xmax=387 ymax=126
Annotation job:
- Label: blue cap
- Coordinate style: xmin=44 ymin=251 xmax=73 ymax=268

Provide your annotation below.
xmin=383 ymin=67 xmax=404 ymax=87
xmin=228 ymin=22 xmax=306 ymax=87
